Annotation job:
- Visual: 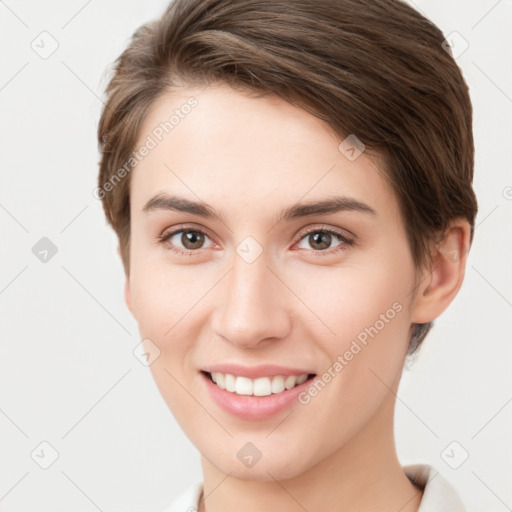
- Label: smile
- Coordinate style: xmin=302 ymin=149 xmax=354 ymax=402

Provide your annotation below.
xmin=207 ymin=371 xmax=310 ymax=396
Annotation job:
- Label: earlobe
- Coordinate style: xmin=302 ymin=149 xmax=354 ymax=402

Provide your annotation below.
xmin=411 ymin=220 xmax=471 ymax=324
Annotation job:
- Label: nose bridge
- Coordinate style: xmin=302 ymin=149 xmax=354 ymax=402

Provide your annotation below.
xmin=213 ymin=246 xmax=290 ymax=347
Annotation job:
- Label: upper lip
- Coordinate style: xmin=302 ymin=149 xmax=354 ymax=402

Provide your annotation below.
xmin=201 ymin=363 xmax=315 ymax=379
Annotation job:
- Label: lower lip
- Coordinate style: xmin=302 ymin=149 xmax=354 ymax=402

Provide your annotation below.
xmin=201 ymin=372 xmax=313 ymax=421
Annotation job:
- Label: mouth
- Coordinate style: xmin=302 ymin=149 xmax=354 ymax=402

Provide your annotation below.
xmin=201 ymin=370 xmax=317 ymax=397
xmin=199 ymin=363 xmax=317 ymax=420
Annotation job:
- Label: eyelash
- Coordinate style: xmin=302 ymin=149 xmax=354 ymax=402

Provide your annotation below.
xmin=157 ymin=224 xmax=354 ymax=257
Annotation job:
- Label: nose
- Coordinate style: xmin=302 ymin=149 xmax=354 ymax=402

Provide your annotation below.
xmin=211 ymin=250 xmax=292 ymax=349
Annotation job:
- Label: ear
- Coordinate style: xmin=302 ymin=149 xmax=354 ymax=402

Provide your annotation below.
xmin=410 ymin=219 xmax=472 ymax=324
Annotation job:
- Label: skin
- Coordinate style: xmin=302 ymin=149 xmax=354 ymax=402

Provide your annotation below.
xmin=123 ymin=82 xmax=471 ymax=512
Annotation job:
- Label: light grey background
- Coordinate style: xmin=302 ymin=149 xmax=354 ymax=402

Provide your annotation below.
xmin=0 ymin=1 xmax=511 ymax=511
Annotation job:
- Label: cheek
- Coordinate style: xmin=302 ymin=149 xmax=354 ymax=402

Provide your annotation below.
xmin=291 ymin=254 xmax=414 ymax=352
xmin=128 ymin=250 xmax=220 ymax=400
xmin=128 ymin=257 xmax=207 ymax=421
xmin=129 ymin=250 xmax=208 ymax=337
xmin=292 ymin=252 xmax=414 ymax=420
xmin=289 ymin=253 xmax=415 ymax=414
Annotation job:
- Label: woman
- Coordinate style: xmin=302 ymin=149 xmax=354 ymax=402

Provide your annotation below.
xmin=96 ymin=0 xmax=477 ymax=510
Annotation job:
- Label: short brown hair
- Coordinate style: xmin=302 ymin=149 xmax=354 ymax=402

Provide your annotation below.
xmin=97 ymin=0 xmax=477 ymax=354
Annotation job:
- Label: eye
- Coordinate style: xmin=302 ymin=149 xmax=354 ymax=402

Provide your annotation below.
xmin=295 ymin=227 xmax=354 ymax=254
xmin=157 ymin=225 xmax=215 ymax=256
xmin=157 ymin=224 xmax=354 ymax=257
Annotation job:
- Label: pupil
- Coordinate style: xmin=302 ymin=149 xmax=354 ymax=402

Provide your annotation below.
xmin=183 ymin=231 xmax=204 ymax=249
xmin=311 ymin=232 xmax=330 ymax=250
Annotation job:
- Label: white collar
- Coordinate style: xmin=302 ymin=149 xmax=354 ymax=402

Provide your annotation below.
xmin=403 ymin=464 xmax=467 ymax=511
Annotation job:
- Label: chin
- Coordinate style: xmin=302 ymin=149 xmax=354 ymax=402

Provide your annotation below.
xmin=200 ymin=437 xmax=321 ymax=482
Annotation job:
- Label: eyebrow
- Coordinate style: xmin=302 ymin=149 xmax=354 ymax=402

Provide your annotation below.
xmin=142 ymin=192 xmax=377 ymax=223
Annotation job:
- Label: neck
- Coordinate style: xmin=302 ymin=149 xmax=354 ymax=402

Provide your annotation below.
xmin=198 ymin=382 xmax=423 ymax=512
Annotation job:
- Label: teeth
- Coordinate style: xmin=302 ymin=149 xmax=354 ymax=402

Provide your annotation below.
xmin=253 ymin=377 xmax=272 ymax=396
xmin=225 ymin=373 xmax=236 ymax=392
xmin=284 ymin=375 xmax=297 ymax=389
xmin=209 ymin=372 xmax=310 ymax=396
xmin=296 ymin=374 xmax=308 ymax=385
xmin=212 ymin=372 xmax=225 ymax=389
xmin=271 ymin=375 xmax=285 ymax=393
xmin=235 ymin=376 xmax=253 ymax=395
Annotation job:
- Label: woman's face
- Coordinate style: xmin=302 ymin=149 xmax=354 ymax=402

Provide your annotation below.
xmin=127 ymin=83 xmax=421 ymax=480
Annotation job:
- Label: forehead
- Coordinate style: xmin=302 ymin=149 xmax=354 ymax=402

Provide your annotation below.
xmin=130 ymin=83 xmax=397 ymax=222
